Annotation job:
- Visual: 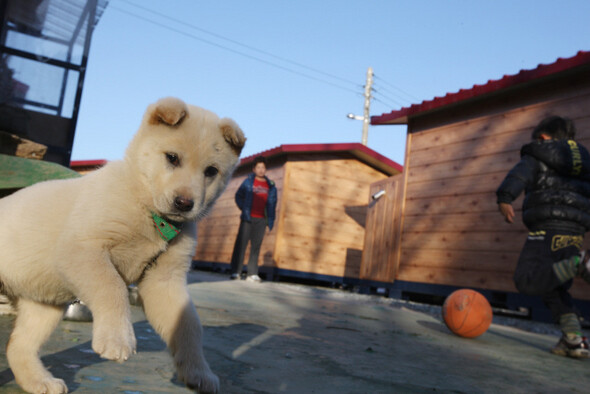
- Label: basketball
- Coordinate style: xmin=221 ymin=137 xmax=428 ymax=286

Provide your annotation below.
xmin=442 ymin=289 xmax=493 ymax=338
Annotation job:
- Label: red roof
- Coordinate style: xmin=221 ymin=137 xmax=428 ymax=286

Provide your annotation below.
xmin=372 ymin=50 xmax=590 ymax=125
xmin=70 ymin=159 xmax=107 ymax=168
xmin=239 ymin=143 xmax=403 ymax=175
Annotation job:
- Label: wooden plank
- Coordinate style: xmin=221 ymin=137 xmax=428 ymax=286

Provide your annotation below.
xmin=405 ymin=171 xmax=507 ymax=199
xmin=396 ymin=265 xmax=517 ymax=293
xmin=277 ymin=251 xmax=362 ymax=278
xmin=273 ymin=161 xmax=291 ymax=265
xmin=282 ymin=217 xmax=364 ymax=242
xmin=277 ymin=246 xmax=360 ymax=268
xmin=409 ymin=94 xmax=590 ymax=151
xmin=398 ymin=266 xmax=590 ymax=300
xmin=195 ymin=234 xmax=276 ymax=266
xmin=196 ymin=227 xmax=277 ymax=245
xmin=399 ymin=248 xmax=519 ymax=272
xmin=402 ymin=211 xmax=528 ymax=233
xmin=409 ymin=118 xmax=590 ymax=170
xmin=409 ymin=129 xmax=527 ymax=168
xmin=0 ymin=131 xmax=47 ymax=159
xmin=288 ymin=157 xmax=388 ymax=183
xmin=286 ymin=183 xmax=373 ymax=208
xmin=408 ymin=122 xmax=590 ymax=183
xmin=408 ymin=149 xmax=521 ymax=183
xmin=280 ymin=218 xmax=364 ymax=249
xmin=277 ymin=258 xmax=361 ymax=278
xmin=397 ymin=252 xmax=590 ymax=300
xmin=282 ymin=196 xmax=366 ymax=224
xmin=287 ymin=169 xmax=385 ymax=204
xmin=404 ymin=193 xmax=524 ymax=216
xmin=400 ymin=230 xmax=526 ymax=253
xmin=280 ymin=231 xmax=360 ymax=257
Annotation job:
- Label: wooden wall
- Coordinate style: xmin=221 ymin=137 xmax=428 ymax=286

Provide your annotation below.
xmin=273 ymin=155 xmax=387 ymax=277
xmin=398 ymin=75 xmax=590 ymax=299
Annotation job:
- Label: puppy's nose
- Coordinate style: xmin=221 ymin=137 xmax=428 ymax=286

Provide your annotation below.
xmin=174 ymin=196 xmax=194 ymax=212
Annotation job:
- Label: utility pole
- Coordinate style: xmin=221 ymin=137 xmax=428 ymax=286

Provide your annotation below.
xmin=361 ymin=67 xmax=373 ymax=146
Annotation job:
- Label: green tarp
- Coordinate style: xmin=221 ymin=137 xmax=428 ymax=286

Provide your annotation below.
xmin=0 ymin=154 xmax=80 ymax=190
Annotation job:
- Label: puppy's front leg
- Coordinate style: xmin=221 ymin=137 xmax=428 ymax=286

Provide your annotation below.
xmin=59 ymin=248 xmax=136 ymax=362
xmin=138 ymin=258 xmax=219 ymax=393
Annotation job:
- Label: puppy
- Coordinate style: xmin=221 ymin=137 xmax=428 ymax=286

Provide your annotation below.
xmin=0 ymin=97 xmax=245 ymax=393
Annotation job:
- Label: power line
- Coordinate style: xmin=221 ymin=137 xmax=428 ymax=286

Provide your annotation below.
xmin=371 ymin=87 xmax=406 ymax=108
xmin=372 ymin=83 xmax=412 ymax=106
xmin=373 ymin=98 xmax=402 ymax=110
xmin=371 ymin=96 xmax=398 ymax=112
xmin=109 ymin=5 xmax=362 ymax=95
xmin=373 ymin=74 xmax=420 ymax=102
xmin=117 ymin=0 xmax=362 ymax=90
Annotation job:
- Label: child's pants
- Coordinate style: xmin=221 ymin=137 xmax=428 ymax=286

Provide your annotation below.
xmin=230 ymin=218 xmax=266 ymax=276
xmin=513 ymin=229 xmax=582 ymax=322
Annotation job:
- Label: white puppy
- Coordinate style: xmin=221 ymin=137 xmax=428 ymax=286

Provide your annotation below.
xmin=0 ymin=97 xmax=245 ymax=394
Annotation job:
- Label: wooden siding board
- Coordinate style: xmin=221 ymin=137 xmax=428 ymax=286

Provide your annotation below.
xmin=405 ymin=171 xmax=507 ymax=200
xmin=400 ymin=249 xmax=518 ymax=273
xmin=409 ymin=145 xmax=523 ymax=180
xmin=402 ymin=211 xmax=527 ymax=234
xmin=403 ymin=193 xmax=524 ymax=216
xmin=409 ymin=88 xmax=590 ymax=150
xmin=396 ymin=266 xmax=516 ymax=292
xmin=281 ymin=214 xmax=365 ymax=246
xmin=401 ymin=231 xmax=525 ymax=253
xmin=409 ymin=116 xmax=590 ymax=171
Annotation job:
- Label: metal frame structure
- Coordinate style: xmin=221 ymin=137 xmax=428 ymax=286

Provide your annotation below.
xmin=0 ymin=0 xmax=106 ymax=165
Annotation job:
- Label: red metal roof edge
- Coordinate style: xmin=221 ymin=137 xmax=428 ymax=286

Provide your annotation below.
xmin=238 ymin=143 xmax=403 ymax=175
xmin=371 ymin=50 xmax=590 ymax=125
xmin=70 ymin=159 xmax=108 ymax=168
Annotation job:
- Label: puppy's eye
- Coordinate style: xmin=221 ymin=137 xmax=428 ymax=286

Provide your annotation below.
xmin=204 ymin=166 xmax=219 ymax=178
xmin=166 ymin=153 xmax=180 ymax=167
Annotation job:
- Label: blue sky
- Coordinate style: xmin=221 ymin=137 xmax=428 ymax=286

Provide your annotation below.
xmin=71 ymin=0 xmax=590 ymax=166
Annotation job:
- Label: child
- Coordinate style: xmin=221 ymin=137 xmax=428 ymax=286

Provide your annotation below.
xmin=497 ymin=115 xmax=590 ymax=358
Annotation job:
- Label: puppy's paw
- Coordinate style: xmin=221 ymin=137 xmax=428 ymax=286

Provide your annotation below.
xmin=92 ymin=321 xmax=136 ymax=362
xmin=21 ymin=376 xmax=68 ymax=394
xmin=178 ymin=366 xmax=220 ymax=394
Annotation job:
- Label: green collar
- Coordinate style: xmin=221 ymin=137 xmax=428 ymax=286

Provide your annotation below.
xmin=151 ymin=212 xmax=181 ymax=242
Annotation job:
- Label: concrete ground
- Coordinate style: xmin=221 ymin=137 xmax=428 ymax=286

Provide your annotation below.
xmin=0 ymin=270 xmax=589 ymax=393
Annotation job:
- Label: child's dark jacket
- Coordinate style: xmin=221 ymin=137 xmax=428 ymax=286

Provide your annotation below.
xmin=496 ymin=139 xmax=590 ymax=233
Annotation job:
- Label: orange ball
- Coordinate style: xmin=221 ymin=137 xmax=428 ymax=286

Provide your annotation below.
xmin=442 ymin=289 xmax=493 ymax=338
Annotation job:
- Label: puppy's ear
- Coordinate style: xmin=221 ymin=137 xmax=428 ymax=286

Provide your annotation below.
xmin=219 ymin=118 xmax=246 ymax=155
xmin=148 ymin=97 xmax=188 ymax=126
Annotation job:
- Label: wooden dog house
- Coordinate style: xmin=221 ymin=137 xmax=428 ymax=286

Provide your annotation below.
xmin=370 ymin=51 xmax=590 ymax=313
xmin=192 ymin=143 xmax=402 ymax=282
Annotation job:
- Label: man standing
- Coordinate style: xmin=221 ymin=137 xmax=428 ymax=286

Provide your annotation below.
xmin=230 ymin=156 xmax=277 ymax=281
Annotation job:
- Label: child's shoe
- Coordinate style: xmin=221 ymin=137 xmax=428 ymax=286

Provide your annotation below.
xmin=551 ymin=334 xmax=590 ymax=358
xmin=578 ymin=250 xmax=590 ymax=283
xmin=230 ymin=273 xmax=240 ymax=280
xmin=246 ymin=274 xmax=261 ymax=282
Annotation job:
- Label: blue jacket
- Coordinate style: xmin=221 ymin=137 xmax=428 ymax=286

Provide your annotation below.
xmin=235 ymin=173 xmax=277 ymax=230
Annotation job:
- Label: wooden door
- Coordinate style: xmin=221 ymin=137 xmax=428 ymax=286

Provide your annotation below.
xmin=360 ymin=174 xmax=404 ymax=282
